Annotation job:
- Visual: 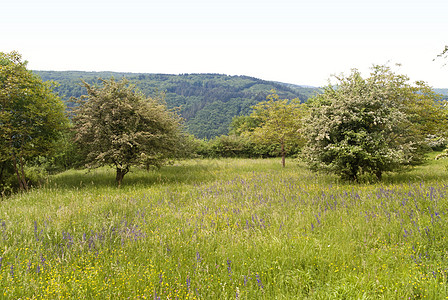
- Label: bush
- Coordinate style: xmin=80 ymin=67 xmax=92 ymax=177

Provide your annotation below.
xmin=0 ymin=161 xmax=48 ymax=196
xmin=190 ymin=135 xmax=301 ymax=159
xmin=208 ymin=135 xmax=254 ymax=158
xmin=425 ymin=135 xmax=447 ymax=151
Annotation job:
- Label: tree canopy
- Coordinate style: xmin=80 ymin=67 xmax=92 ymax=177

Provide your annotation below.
xmin=72 ymin=78 xmax=184 ymax=187
xmin=239 ymin=91 xmax=305 ymax=167
xmin=0 ymin=51 xmax=68 ymax=191
xmin=303 ymin=65 xmax=447 ymax=181
xmin=435 ymin=45 xmax=448 ymax=65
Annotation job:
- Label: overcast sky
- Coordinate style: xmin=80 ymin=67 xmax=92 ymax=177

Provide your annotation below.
xmin=2 ymin=0 xmax=447 ymax=87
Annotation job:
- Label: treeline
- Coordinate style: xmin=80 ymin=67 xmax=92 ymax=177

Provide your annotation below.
xmin=34 ymin=71 xmax=320 ymax=139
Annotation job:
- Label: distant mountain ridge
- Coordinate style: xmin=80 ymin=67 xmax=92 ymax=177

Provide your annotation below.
xmin=435 ymin=88 xmax=448 ymax=97
xmin=34 ymin=71 xmax=322 ymax=139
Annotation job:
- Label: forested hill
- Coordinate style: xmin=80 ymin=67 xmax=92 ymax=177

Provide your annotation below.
xmin=435 ymin=89 xmax=448 ymax=98
xmin=34 ymin=71 xmax=321 ymax=139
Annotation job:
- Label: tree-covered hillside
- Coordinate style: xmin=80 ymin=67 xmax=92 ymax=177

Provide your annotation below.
xmin=34 ymin=71 xmax=321 ymax=139
xmin=435 ymin=88 xmax=448 ymax=100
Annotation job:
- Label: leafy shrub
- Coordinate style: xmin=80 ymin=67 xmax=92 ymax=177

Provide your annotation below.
xmin=0 ymin=161 xmax=48 ymax=196
xmin=208 ymin=135 xmax=254 ymax=158
xmin=425 ymin=135 xmax=447 ymax=151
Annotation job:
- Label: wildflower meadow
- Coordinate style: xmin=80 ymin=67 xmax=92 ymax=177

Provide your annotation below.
xmin=1 ymin=157 xmax=448 ymax=299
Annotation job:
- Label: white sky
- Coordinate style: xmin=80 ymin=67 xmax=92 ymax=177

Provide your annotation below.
xmin=1 ymin=0 xmax=447 ymax=87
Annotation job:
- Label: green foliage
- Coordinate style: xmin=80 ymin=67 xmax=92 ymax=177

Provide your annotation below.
xmin=303 ymin=65 xmax=446 ymax=181
xmin=72 ymin=78 xmax=184 ymax=187
xmin=207 ymin=135 xmax=254 ymax=158
xmin=31 ymin=129 xmax=87 ymax=173
xmin=229 ymin=114 xmax=262 ymax=136
xmin=0 ymin=51 xmax=69 ymax=192
xmin=0 ymin=161 xmax=15 ymax=196
xmin=185 ymin=134 xmax=285 ymax=159
xmin=0 ymin=161 xmax=49 ymax=196
xmin=435 ymin=45 xmax=448 ymax=66
xmin=208 ymin=134 xmax=280 ymax=158
xmin=236 ymin=91 xmax=306 ymax=166
xmin=34 ymin=71 xmax=318 ymax=139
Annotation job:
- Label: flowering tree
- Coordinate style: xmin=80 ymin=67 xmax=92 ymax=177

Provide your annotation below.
xmin=303 ymin=65 xmax=446 ymax=181
xmin=72 ymin=78 xmax=183 ymax=187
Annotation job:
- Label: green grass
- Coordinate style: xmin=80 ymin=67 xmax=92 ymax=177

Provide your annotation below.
xmin=1 ymin=157 xmax=448 ymax=299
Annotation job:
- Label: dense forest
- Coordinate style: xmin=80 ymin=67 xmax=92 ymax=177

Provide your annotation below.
xmin=34 ymin=71 xmax=321 ymax=139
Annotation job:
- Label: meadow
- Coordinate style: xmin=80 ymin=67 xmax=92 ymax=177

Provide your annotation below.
xmin=1 ymin=156 xmax=448 ymax=299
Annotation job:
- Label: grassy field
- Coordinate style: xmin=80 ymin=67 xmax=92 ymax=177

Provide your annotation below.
xmin=1 ymin=156 xmax=448 ymax=299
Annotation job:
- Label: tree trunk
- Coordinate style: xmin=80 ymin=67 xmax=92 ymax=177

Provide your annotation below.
xmin=376 ymin=170 xmax=382 ymax=181
xmin=0 ymin=161 xmax=5 ymax=183
xmin=281 ymin=142 xmax=286 ymax=168
xmin=115 ymin=166 xmax=129 ymax=188
xmin=19 ymin=154 xmax=28 ymax=191
xmin=11 ymin=153 xmax=25 ymax=191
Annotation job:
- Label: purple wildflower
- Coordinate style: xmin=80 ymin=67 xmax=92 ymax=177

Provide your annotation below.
xmin=256 ymin=273 xmax=264 ymax=289
xmin=34 ymin=221 xmax=39 ymax=241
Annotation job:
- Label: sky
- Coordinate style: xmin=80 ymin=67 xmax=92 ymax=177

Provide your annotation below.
xmin=2 ymin=0 xmax=447 ymax=87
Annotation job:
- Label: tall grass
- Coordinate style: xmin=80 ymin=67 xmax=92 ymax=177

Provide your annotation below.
xmin=1 ymin=157 xmax=448 ymax=299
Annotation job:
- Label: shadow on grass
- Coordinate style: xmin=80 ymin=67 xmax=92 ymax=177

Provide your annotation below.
xmin=293 ymin=155 xmax=448 ymax=187
xmin=382 ymin=158 xmax=448 ymax=185
xmin=47 ymin=156 xmax=448 ymax=192
xmin=47 ymin=159 xmax=240 ymax=191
